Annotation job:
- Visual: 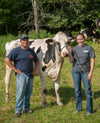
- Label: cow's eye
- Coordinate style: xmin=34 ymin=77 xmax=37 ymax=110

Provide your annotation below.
xmin=56 ymin=42 xmax=61 ymax=52
xmin=66 ymin=42 xmax=70 ymax=48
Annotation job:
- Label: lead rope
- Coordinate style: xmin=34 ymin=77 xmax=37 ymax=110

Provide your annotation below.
xmin=75 ymin=54 xmax=94 ymax=98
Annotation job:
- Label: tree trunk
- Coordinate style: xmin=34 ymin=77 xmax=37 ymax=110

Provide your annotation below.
xmin=32 ymin=0 xmax=39 ymax=33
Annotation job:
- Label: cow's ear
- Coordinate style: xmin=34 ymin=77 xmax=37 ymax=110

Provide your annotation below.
xmin=46 ymin=39 xmax=54 ymax=44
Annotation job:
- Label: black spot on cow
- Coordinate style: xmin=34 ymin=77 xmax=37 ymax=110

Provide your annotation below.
xmin=32 ymin=47 xmax=35 ymax=51
xmin=42 ymin=66 xmax=47 ymax=71
xmin=56 ymin=42 xmax=61 ymax=52
xmin=82 ymin=28 xmax=94 ymax=37
xmin=43 ymin=39 xmax=56 ymax=64
xmin=36 ymin=47 xmax=41 ymax=54
xmin=46 ymin=38 xmax=54 ymax=44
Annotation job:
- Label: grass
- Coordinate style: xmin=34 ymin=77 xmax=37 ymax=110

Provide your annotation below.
xmin=0 ymin=42 xmax=100 ymax=123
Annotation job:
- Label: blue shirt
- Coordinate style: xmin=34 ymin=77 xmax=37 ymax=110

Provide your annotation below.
xmin=7 ymin=46 xmax=38 ymax=78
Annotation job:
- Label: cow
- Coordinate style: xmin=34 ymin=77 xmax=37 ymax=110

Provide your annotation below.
xmin=95 ymin=18 xmax=100 ymax=31
xmin=80 ymin=28 xmax=100 ymax=42
xmin=64 ymin=31 xmax=76 ymax=43
xmin=5 ymin=31 xmax=70 ymax=107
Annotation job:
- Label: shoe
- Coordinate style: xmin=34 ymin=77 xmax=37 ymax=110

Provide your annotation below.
xmin=14 ymin=113 xmax=21 ymax=118
xmin=73 ymin=110 xmax=79 ymax=114
xmin=73 ymin=110 xmax=81 ymax=114
xmin=23 ymin=109 xmax=33 ymax=114
xmin=87 ymin=112 xmax=91 ymax=115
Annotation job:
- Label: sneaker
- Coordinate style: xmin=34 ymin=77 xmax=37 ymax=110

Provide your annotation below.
xmin=73 ymin=110 xmax=79 ymax=114
xmin=14 ymin=113 xmax=21 ymax=118
xmin=87 ymin=112 xmax=91 ymax=115
xmin=23 ymin=109 xmax=33 ymax=114
xmin=73 ymin=110 xmax=81 ymax=114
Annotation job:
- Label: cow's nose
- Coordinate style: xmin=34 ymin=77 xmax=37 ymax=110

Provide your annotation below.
xmin=62 ymin=51 xmax=69 ymax=57
xmin=65 ymin=54 xmax=69 ymax=57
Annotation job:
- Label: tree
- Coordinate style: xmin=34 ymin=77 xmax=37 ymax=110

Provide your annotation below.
xmin=0 ymin=0 xmax=100 ymax=35
xmin=32 ymin=0 xmax=39 ymax=33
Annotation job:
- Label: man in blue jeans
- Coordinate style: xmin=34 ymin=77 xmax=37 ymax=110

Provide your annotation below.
xmin=68 ymin=33 xmax=95 ymax=115
xmin=5 ymin=34 xmax=39 ymax=118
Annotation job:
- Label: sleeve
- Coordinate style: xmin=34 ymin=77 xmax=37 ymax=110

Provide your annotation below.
xmin=7 ymin=49 xmax=16 ymax=61
xmin=89 ymin=46 xmax=96 ymax=58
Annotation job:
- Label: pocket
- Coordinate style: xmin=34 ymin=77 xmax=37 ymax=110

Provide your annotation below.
xmin=16 ymin=73 xmax=23 ymax=79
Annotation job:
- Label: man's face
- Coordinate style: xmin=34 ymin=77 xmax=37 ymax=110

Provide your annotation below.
xmin=20 ymin=38 xmax=29 ymax=49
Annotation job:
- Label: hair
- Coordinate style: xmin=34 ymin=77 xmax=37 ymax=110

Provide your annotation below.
xmin=76 ymin=33 xmax=85 ymax=40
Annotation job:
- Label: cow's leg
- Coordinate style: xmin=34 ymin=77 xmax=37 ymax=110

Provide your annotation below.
xmin=54 ymin=77 xmax=64 ymax=106
xmin=39 ymin=72 xmax=47 ymax=107
xmin=5 ymin=64 xmax=12 ymax=102
xmin=93 ymin=38 xmax=96 ymax=43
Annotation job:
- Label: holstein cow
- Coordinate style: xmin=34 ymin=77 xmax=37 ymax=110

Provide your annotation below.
xmin=95 ymin=18 xmax=100 ymax=31
xmin=64 ymin=31 xmax=76 ymax=43
xmin=80 ymin=28 xmax=100 ymax=42
xmin=5 ymin=31 xmax=70 ymax=107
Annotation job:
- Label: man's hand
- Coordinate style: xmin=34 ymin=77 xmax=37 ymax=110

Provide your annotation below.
xmin=14 ymin=68 xmax=22 ymax=74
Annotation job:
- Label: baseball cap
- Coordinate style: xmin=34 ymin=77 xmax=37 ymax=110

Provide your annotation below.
xmin=20 ymin=34 xmax=29 ymax=40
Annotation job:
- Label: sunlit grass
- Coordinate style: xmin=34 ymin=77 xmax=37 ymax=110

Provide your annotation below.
xmin=0 ymin=42 xmax=100 ymax=123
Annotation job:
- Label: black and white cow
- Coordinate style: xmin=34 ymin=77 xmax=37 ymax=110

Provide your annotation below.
xmin=95 ymin=18 xmax=100 ymax=31
xmin=64 ymin=31 xmax=76 ymax=43
xmin=80 ymin=28 xmax=100 ymax=42
xmin=5 ymin=31 xmax=70 ymax=107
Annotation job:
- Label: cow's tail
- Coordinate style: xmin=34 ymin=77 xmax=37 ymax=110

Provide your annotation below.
xmin=5 ymin=42 xmax=9 ymax=55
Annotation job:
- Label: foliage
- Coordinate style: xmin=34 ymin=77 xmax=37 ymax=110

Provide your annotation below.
xmin=0 ymin=42 xmax=100 ymax=123
xmin=0 ymin=0 xmax=100 ymax=35
xmin=0 ymin=34 xmax=17 ymax=57
xmin=0 ymin=30 xmax=55 ymax=57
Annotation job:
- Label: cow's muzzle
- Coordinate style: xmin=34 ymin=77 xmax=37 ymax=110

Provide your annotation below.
xmin=62 ymin=51 xmax=69 ymax=57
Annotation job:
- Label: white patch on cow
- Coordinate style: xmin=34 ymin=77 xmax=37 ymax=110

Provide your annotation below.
xmin=5 ymin=40 xmax=20 ymax=55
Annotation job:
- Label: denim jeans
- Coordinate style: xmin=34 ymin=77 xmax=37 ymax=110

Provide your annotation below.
xmin=72 ymin=69 xmax=93 ymax=113
xmin=15 ymin=73 xmax=33 ymax=114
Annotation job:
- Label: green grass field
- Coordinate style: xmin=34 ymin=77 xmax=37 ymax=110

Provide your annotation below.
xmin=0 ymin=42 xmax=100 ymax=123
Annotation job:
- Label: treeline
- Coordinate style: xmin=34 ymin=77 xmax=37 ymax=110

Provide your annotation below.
xmin=0 ymin=0 xmax=100 ymax=35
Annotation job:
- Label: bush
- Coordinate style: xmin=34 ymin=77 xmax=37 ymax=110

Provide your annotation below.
xmin=0 ymin=34 xmax=17 ymax=57
xmin=0 ymin=30 xmax=55 ymax=57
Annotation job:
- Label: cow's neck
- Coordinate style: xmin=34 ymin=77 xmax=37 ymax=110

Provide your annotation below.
xmin=45 ymin=50 xmax=64 ymax=81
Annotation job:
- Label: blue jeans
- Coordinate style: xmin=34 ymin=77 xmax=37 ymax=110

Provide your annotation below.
xmin=72 ymin=69 xmax=93 ymax=113
xmin=15 ymin=73 xmax=33 ymax=114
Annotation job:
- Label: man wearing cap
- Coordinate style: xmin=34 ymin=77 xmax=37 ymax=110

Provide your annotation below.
xmin=5 ymin=34 xmax=39 ymax=118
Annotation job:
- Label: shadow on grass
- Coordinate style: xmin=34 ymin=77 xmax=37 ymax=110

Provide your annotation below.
xmin=94 ymin=91 xmax=100 ymax=99
xmin=47 ymin=86 xmax=96 ymax=106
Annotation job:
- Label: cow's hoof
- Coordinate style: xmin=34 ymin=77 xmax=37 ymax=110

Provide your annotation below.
xmin=5 ymin=96 xmax=9 ymax=102
xmin=42 ymin=102 xmax=48 ymax=108
xmin=57 ymin=102 xmax=64 ymax=107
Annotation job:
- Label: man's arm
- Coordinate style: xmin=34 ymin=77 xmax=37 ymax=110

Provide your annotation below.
xmin=5 ymin=57 xmax=22 ymax=74
xmin=32 ymin=61 xmax=39 ymax=75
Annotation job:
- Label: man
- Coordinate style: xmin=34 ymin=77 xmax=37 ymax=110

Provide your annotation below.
xmin=5 ymin=34 xmax=39 ymax=118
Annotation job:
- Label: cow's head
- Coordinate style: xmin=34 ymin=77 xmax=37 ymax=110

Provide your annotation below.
xmin=42 ymin=37 xmax=69 ymax=71
xmin=53 ymin=31 xmax=70 ymax=57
